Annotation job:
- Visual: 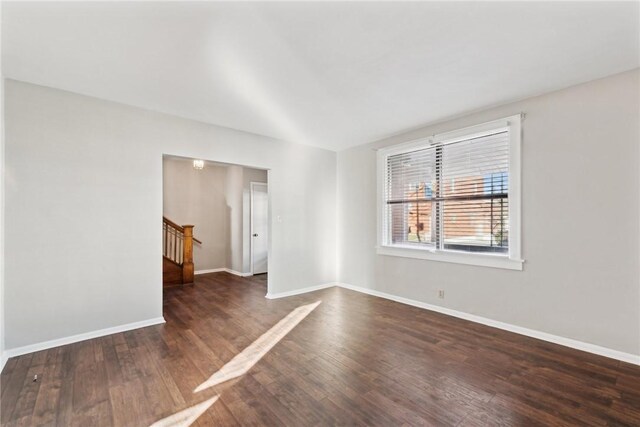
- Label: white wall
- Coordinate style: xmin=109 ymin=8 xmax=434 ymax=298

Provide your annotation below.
xmin=224 ymin=165 xmax=244 ymax=273
xmin=0 ymin=77 xmax=5 ymax=370
xmin=4 ymin=70 xmax=639 ymax=359
xmin=338 ymin=69 xmax=640 ymax=356
xmin=0 ymin=4 xmax=6 ymax=371
xmin=4 ymin=80 xmax=336 ymax=350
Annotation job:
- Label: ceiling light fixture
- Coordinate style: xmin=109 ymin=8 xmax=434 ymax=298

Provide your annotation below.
xmin=193 ymin=159 xmax=204 ymax=170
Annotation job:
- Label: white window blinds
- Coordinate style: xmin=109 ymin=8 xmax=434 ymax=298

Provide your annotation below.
xmin=384 ymin=130 xmax=510 ymax=254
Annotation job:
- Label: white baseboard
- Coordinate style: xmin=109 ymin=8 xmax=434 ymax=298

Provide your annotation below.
xmin=227 ymin=269 xmax=252 ymax=277
xmin=265 ymin=282 xmax=337 ymax=299
xmin=195 ymin=268 xmax=227 ymax=275
xmin=337 ymin=283 xmax=640 ymax=366
xmin=3 ymin=317 xmax=166 ymax=361
xmin=4 ymin=283 xmax=636 ymax=370
xmin=195 ymin=268 xmax=252 ymax=277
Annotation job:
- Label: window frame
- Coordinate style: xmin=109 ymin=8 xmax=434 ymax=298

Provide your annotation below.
xmin=376 ymin=114 xmax=523 ymax=270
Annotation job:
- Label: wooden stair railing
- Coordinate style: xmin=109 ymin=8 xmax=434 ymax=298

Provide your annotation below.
xmin=163 ymin=216 xmax=202 ymax=287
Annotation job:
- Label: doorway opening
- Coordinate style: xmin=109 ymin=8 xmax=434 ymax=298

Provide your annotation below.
xmin=161 ymin=154 xmax=269 ymax=290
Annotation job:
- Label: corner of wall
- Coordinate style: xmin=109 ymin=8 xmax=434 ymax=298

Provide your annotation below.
xmin=0 ymin=35 xmax=6 ymax=371
xmin=224 ymin=165 xmax=245 ymax=273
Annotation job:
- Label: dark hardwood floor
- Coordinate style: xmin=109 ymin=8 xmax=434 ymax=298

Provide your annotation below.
xmin=1 ymin=272 xmax=639 ymax=426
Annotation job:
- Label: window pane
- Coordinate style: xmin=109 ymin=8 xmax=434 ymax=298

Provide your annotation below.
xmin=441 ymin=132 xmax=509 ymax=198
xmin=388 ymin=200 xmax=435 ymax=246
xmin=386 ymin=148 xmax=436 ymax=202
xmin=442 ymin=198 xmax=508 ymax=253
xmin=439 ymin=131 xmax=509 ymax=253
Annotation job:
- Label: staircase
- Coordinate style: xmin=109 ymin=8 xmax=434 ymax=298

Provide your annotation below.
xmin=163 ymin=216 xmax=201 ymax=287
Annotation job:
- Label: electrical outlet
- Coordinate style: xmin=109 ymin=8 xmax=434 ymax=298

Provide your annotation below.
xmin=438 ymin=290 xmax=445 ymax=299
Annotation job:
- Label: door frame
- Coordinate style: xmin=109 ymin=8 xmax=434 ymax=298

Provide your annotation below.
xmin=250 ymin=182 xmax=269 ymax=275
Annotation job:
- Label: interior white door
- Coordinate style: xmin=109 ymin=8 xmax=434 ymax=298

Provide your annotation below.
xmin=251 ymin=183 xmax=268 ymax=274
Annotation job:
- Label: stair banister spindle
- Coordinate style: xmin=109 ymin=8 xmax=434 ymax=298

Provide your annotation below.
xmin=169 ymin=227 xmax=173 ymax=261
xmin=182 ymin=225 xmax=194 ymax=285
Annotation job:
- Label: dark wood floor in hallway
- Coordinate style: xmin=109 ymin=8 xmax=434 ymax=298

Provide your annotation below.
xmin=1 ymin=272 xmax=640 ymax=426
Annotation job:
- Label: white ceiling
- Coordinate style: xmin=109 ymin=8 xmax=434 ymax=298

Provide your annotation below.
xmin=3 ymin=2 xmax=639 ymax=151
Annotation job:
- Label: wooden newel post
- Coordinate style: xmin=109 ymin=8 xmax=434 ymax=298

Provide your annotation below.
xmin=182 ymin=225 xmax=195 ymax=285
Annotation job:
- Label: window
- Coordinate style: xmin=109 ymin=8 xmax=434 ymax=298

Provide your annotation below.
xmin=377 ymin=115 xmax=523 ymax=270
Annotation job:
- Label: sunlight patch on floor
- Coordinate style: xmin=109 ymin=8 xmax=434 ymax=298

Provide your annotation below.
xmin=194 ymin=300 xmax=321 ymax=393
xmin=150 ymin=396 xmax=219 ymax=427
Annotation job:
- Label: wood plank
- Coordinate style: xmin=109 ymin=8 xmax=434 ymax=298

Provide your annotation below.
xmin=1 ymin=271 xmax=639 ymax=426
